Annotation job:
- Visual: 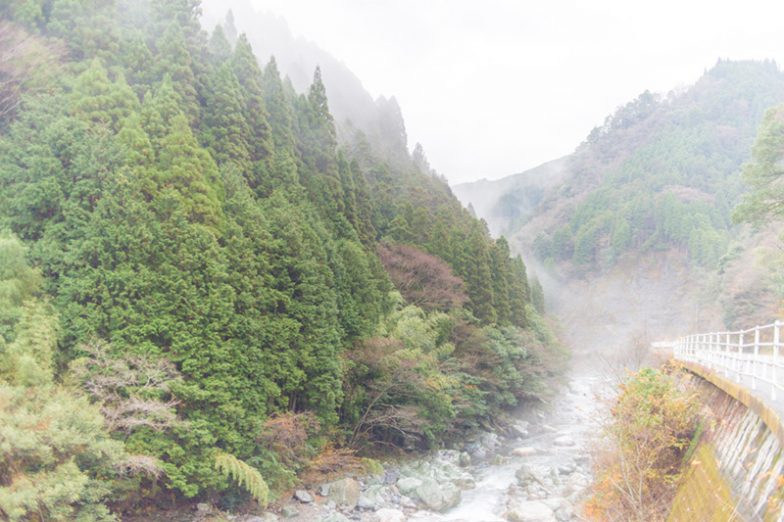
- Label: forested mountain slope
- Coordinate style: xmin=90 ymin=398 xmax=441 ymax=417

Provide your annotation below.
xmin=455 ymin=60 xmax=784 ymax=335
xmin=0 ymin=1 xmax=556 ymax=518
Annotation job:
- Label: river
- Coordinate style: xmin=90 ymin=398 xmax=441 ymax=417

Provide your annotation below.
xmin=406 ymin=370 xmax=610 ymax=522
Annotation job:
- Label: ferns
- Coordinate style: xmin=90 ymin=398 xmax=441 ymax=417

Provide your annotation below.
xmin=214 ymin=452 xmax=269 ymax=507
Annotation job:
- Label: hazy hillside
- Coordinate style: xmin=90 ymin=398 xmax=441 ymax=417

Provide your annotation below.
xmin=452 ymin=156 xmax=570 ymax=237
xmin=200 ymin=0 xmax=413 ymax=167
xmin=455 ymin=60 xmax=784 ymax=352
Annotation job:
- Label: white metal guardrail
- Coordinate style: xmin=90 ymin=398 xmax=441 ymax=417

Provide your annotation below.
xmin=672 ymin=321 xmax=784 ymax=400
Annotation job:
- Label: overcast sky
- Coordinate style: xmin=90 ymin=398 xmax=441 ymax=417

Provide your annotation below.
xmin=243 ymin=0 xmax=783 ymax=185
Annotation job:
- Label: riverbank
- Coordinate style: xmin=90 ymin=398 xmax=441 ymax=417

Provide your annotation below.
xmin=151 ymin=371 xmax=606 ymax=522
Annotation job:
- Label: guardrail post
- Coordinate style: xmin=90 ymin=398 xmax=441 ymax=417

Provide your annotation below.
xmin=774 ymin=321 xmax=780 ymax=401
xmin=724 ymin=332 xmax=730 ymax=378
xmin=705 ymin=332 xmax=710 ymax=366
xmin=706 ymin=332 xmax=711 ymax=369
xmin=753 ymin=326 xmax=760 ymax=390
xmin=737 ymin=331 xmax=743 ymax=383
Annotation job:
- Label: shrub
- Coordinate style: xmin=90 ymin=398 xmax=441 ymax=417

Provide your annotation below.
xmin=588 ymin=368 xmax=698 ymax=521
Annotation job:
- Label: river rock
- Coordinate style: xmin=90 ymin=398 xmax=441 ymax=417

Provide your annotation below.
xmin=383 ymin=470 xmax=400 ymax=485
xmin=396 ymin=476 xmax=423 ymax=496
xmin=515 ymin=464 xmax=538 ymax=486
xmin=399 ymin=495 xmax=417 ymax=509
xmin=294 ymin=489 xmax=313 ymax=503
xmin=414 ymin=478 xmax=461 ymax=512
xmin=512 ymin=446 xmax=537 ymax=457
xmin=506 ymin=499 xmax=556 ymax=522
xmin=398 ymin=457 xmax=474 ymax=492
xmin=370 ymin=508 xmax=406 ymax=522
xmin=458 ymin=451 xmax=471 ymax=467
xmin=552 ymin=436 xmax=575 ymax=447
xmin=480 ymin=431 xmax=500 ymax=450
xmin=557 ymin=461 xmax=576 ymax=475
xmin=358 ymin=484 xmax=390 ymax=510
xmin=324 ymin=478 xmax=361 ymax=510
xmin=512 ymin=421 xmax=530 ymax=438
xmin=281 ymin=505 xmax=299 ymax=518
xmin=464 ymin=441 xmax=488 ymax=461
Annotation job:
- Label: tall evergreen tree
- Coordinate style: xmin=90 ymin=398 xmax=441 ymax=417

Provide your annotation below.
xmin=201 ymin=63 xmax=252 ymax=172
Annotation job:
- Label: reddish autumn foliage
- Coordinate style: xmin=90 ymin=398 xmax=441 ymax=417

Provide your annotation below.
xmin=377 ymin=243 xmax=468 ymax=312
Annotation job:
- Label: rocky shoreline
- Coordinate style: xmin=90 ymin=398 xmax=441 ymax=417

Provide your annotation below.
xmin=191 ymin=375 xmax=602 ymax=522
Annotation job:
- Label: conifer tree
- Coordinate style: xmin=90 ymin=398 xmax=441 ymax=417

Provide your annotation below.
xmin=154 ymin=23 xmax=200 ymax=123
xmin=490 ymin=238 xmax=513 ymax=324
xmin=141 ymin=76 xmax=183 ymax=144
xmin=70 ymin=59 xmax=139 ymax=132
xmin=201 ymin=63 xmax=252 ymax=172
xmin=207 ymin=25 xmax=232 ymax=65
xmin=232 ymin=35 xmax=273 ymax=162
xmin=156 ymin=113 xmax=223 ymax=227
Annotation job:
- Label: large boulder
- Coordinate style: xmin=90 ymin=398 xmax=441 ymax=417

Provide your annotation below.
xmin=357 ymin=484 xmax=391 ymax=510
xmin=414 ymin=478 xmax=461 ymax=512
xmin=395 ymin=476 xmax=423 ymax=496
xmin=400 ymin=456 xmax=474 ymax=490
xmin=515 ymin=464 xmax=541 ymax=487
xmin=325 ymin=478 xmax=361 ymax=510
xmin=294 ymin=489 xmax=313 ymax=503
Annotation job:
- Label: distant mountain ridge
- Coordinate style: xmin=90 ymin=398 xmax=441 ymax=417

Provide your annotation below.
xmin=455 ymin=59 xmax=784 ymax=270
xmin=455 ymin=59 xmax=784 ymax=335
xmin=452 ymin=156 xmax=570 ymax=237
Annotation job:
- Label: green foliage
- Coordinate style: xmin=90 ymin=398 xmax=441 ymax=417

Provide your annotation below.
xmin=214 ymin=452 xmax=269 ymax=507
xmin=344 ymin=302 xmax=458 ymax=448
xmin=529 ymin=277 xmax=545 ymax=314
xmin=735 ymin=104 xmax=784 ymax=224
xmin=0 ymin=233 xmax=123 ymax=522
xmin=345 ymin=300 xmax=554 ymax=448
xmin=0 ymin=231 xmax=42 ymax=342
xmin=524 ymin=60 xmax=784 ymax=271
xmin=0 ymin=385 xmax=123 ymax=522
xmin=0 ymin=1 xmax=553 ymax=507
